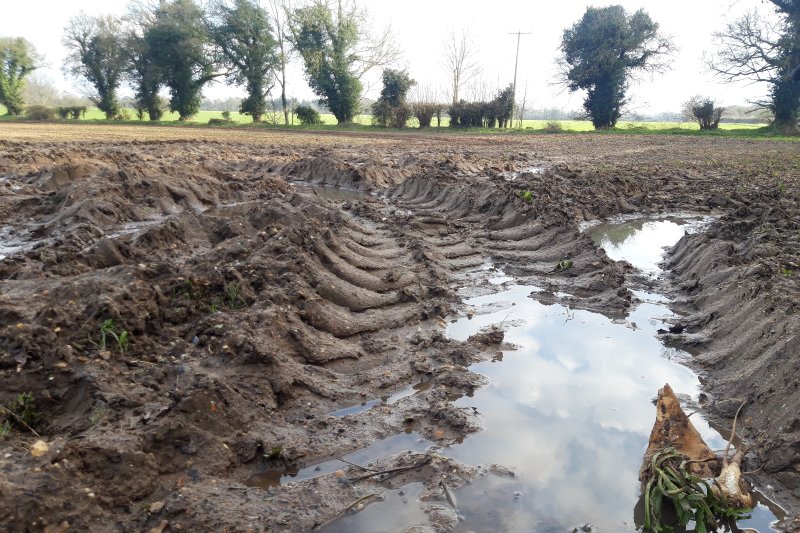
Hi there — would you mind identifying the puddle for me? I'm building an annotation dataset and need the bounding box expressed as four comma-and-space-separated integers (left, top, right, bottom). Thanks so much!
326, 382, 431, 417
444, 284, 782, 531
325, 215, 783, 532
385, 380, 431, 404
247, 432, 435, 489
502, 166, 546, 181
583, 214, 713, 276
244, 465, 299, 489
322, 482, 429, 533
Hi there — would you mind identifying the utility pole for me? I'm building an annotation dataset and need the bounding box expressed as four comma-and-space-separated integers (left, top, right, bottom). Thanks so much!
509, 31, 531, 128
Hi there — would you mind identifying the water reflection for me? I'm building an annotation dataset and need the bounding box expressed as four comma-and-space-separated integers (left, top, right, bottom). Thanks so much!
445, 285, 733, 531
323, 482, 429, 533
585, 217, 711, 275
249, 432, 435, 489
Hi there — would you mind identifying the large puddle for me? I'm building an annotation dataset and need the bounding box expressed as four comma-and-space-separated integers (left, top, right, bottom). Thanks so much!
582, 214, 714, 276
319, 216, 783, 532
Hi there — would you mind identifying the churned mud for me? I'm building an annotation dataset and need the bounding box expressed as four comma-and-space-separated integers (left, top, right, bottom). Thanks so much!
0, 126, 799, 531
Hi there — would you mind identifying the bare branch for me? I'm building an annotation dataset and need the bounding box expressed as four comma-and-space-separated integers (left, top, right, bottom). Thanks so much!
707, 10, 784, 84
440, 29, 482, 105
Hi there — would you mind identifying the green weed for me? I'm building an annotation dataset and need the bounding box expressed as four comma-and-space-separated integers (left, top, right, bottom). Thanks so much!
266, 445, 283, 460
99, 319, 130, 356
3, 392, 42, 433
224, 281, 243, 308
643, 448, 751, 533
555, 259, 574, 272
515, 190, 534, 203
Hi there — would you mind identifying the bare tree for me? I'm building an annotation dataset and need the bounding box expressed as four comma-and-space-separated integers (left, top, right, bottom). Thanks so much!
441, 29, 482, 105
348, 8, 400, 80
708, 3, 800, 133
516, 82, 528, 128
709, 11, 784, 85
268, 0, 293, 125
464, 75, 492, 102
23, 74, 60, 106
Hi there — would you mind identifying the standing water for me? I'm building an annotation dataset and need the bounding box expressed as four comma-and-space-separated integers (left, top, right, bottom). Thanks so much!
324, 216, 784, 532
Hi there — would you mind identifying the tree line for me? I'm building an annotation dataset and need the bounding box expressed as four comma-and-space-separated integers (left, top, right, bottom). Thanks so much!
1, 0, 799, 133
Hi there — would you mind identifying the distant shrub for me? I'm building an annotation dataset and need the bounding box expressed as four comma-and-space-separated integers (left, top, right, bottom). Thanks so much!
684, 96, 724, 130
412, 102, 445, 128
390, 104, 413, 128
208, 118, 233, 126
544, 121, 564, 133
56, 106, 87, 120
448, 86, 513, 128
372, 100, 412, 128
295, 105, 322, 125
25, 105, 54, 121
114, 109, 132, 121
221, 110, 231, 120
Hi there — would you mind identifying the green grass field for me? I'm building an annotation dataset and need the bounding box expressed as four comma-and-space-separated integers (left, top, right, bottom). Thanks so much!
0, 104, 777, 137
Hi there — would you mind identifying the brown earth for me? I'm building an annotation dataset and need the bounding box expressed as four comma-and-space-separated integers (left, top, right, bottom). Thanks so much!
0, 124, 799, 531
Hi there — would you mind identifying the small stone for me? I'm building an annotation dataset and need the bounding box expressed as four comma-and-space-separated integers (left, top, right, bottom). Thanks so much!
43, 521, 70, 533
30, 440, 49, 457
150, 501, 165, 513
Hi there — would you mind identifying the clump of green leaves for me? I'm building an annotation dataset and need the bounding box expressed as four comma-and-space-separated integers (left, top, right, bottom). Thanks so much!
643, 448, 751, 533
3, 392, 43, 433
555, 259, 574, 272
99, 319, 130, 356
515, 190, 534, 203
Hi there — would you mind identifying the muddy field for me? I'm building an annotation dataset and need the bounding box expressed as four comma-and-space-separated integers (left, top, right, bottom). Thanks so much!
1, 124, 799, 532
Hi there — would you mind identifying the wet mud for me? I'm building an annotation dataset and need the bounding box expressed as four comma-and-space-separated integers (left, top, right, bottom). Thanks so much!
0, 130, 798, 531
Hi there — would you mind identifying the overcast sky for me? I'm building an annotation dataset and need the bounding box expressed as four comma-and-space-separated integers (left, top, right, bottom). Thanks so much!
0, 0, 776, 113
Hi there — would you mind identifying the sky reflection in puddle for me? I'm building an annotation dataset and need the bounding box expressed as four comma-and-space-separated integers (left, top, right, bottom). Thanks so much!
584, 216, 713, 275
444, 284, 783, 531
